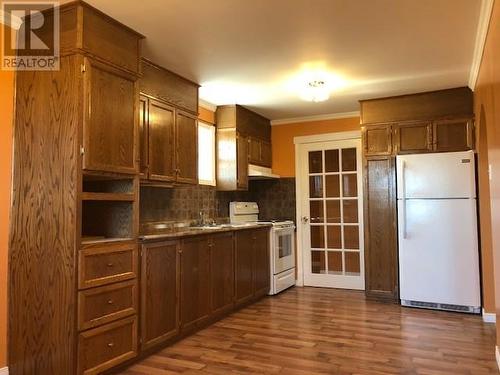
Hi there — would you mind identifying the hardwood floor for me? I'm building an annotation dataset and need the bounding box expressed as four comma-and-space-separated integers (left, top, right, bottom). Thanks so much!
120, 287, 497, 374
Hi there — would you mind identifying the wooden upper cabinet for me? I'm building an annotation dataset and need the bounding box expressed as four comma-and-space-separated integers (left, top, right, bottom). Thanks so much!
180, 236, 211, 331
260, 140, 272, 168
433, 118, 474, 152
139, 59, 199, 185
216, 105, 272, 190
83, 58, 137, 174
148, 99, 176, 182
139, 95, 149, 178
394, 122, 432, 154
248, 137, 272, 168
362, 124, 392, 156
237, 133, 249, 190
175, 111, 198, 184
140, 59, 199, 115
141, 240, 180, 351
248, 137, 261, 165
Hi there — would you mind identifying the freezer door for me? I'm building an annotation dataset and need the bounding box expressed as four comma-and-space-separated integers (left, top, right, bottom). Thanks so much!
398, 199, 480, 308
396, 151, 476, 199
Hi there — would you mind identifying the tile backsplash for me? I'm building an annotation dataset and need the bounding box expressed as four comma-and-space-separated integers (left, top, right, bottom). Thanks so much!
140, 178, 296, 226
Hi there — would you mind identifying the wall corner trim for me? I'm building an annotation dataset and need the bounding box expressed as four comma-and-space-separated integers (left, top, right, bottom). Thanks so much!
0, 366, 9, 375
482, 308, 496, 323
496, 345, 500, 371
271, 111, 360, 126
469, 0, 495, 90
199, 99, 217, 112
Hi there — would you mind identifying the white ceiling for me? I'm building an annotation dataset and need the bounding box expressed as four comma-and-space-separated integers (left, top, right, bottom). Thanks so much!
70, 0, 482, 120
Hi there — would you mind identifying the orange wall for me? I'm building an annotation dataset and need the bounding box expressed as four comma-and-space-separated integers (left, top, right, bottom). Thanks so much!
0, 25, 14, 368
474, 0, 500, 341
474, 0, 500, 342
271, 117, 361, 177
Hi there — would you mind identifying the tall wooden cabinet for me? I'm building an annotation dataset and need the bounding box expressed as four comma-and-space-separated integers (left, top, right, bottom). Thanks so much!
216, 105, 272, 191
9, 3, 143, 375
360, 87, 474, 301
139, 59, 199, 185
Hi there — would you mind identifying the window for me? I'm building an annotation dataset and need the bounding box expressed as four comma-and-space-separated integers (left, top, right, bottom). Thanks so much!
198, 121, 216, 186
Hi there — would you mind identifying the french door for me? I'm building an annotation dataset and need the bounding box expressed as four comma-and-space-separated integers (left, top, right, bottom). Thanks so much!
298, 138, 364, 289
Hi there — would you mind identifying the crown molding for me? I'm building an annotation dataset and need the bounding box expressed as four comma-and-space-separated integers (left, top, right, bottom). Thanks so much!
0, 9, 23, 30
198, 99, 217, 112
271, 111, 360, 126
469, 0, 494, 90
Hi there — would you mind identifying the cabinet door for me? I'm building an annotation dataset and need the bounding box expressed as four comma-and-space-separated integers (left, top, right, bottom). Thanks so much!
210, 233, 234, 315
433, 118, 474, 152
237, 133, 249, 190
176, 111, 198, 184
139, 95, 149, 178
235, 230, 254, 305
248, 137, 261, 165
362, 124, 392, 156
253, 228, 270, 297
364, 156, 398, 300
141, 241, 179, 351
83, 58, 137, 174
260, 140, 272, 168
180, 236, 211, 331
148, 99, 176, 182
394, 122, 432, 154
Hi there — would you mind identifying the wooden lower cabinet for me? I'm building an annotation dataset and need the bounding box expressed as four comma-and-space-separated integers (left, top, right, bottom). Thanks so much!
136, 228, 269, 367
78, 316, 137, 375
78, 280, 137, 331
140, 240, 180, 350
363, 156, 398, 300
180, 236, 211, 331
235, 230, 255, 305
235, 227, 270, 305
253, 228, 270, 297
210, 232, 235, 315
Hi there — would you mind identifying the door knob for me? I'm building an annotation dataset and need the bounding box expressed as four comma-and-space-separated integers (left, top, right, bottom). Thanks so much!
301, 216, 309, 224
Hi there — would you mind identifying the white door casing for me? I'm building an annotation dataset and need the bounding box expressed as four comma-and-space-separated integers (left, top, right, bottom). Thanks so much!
294, 131, 364, 289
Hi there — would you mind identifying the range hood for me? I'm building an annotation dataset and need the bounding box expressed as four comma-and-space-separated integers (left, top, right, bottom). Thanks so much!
248, 164, 280, 179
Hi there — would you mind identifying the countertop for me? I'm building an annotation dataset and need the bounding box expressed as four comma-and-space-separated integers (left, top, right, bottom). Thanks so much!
139, 223, 272, 242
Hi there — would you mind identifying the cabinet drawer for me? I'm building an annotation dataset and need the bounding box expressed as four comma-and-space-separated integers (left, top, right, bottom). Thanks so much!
79, 243, 138, 289
78, 316, 137, 375
78, 280, 137, 331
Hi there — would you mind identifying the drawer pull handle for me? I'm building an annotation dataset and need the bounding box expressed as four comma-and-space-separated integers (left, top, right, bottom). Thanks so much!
107, 263, 114, 267
107, 342, 114, 348
107, 299, 114, 305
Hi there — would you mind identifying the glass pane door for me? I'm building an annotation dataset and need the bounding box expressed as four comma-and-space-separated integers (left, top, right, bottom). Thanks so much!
301, 139, 364, 289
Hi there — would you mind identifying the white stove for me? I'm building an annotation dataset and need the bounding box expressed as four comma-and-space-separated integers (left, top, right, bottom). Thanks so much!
230, 202, 296, 295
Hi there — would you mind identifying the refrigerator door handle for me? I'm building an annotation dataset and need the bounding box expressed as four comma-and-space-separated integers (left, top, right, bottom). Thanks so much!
401, 160, 407, 239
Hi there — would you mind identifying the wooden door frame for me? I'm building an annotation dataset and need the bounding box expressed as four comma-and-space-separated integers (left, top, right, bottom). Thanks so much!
294, 131, 362, 287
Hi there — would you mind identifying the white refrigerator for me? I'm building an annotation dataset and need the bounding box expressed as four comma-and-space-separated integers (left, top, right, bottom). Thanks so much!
396, 150, 481, 313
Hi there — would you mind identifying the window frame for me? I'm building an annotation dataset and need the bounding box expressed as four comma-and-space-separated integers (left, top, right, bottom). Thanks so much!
197, 120, 217, 186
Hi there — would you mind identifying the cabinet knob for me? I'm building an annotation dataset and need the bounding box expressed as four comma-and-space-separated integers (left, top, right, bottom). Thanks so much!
107, 262, 114, 267
107, 342, 114, 348
107, 299, 114, 305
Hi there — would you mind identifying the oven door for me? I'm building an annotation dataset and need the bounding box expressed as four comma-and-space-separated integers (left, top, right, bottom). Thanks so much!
273, 227, 295, 274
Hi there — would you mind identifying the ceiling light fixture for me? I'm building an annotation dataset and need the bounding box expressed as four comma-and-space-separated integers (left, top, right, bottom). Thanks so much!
300, 80, 330, 102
